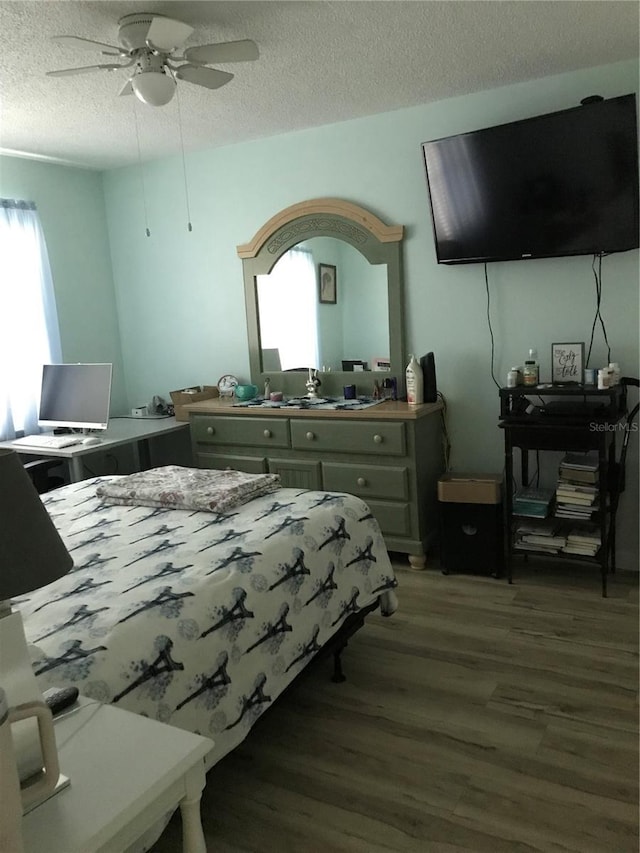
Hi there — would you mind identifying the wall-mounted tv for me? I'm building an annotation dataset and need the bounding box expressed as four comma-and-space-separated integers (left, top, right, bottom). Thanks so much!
421, 94, 639, 265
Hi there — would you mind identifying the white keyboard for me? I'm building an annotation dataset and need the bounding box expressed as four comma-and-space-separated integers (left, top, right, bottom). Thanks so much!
12, 434, 81, 449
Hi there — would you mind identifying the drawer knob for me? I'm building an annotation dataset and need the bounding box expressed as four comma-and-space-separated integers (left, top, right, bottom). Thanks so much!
306, 431, 315, 441
373, 434, 383, 444
357, 477, 367, 487
263, 429, 272, 438
206, 426, 214, 435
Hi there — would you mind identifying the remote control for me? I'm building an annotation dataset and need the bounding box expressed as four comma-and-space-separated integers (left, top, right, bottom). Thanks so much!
43, 686, 79, 716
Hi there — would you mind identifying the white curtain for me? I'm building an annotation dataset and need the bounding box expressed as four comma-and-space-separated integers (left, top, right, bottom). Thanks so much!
0, 199, 62, 440
256, 248, 319, 371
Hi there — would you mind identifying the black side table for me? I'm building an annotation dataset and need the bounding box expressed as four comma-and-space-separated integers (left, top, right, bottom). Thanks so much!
498, 383, 625, 597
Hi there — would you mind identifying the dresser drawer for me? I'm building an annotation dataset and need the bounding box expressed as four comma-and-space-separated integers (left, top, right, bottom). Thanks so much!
268, 458, 322, 490
366, 500, 412, 537
198, 453, 267, 474
290, 420, 406, 456
191, 415, 289, 448
323, 462, 409, 501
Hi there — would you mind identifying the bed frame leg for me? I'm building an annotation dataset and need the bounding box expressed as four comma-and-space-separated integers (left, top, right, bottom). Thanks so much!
331, 647, 347, 683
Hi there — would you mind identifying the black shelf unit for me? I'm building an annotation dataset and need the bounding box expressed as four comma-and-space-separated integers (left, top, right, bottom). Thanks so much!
498, 383, 626, 597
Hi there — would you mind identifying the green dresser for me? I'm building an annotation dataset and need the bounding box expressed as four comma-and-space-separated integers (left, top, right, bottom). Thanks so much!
188, 399, 444, 569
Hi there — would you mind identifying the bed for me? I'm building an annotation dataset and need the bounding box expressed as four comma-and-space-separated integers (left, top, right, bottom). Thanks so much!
18, 473, 398, 771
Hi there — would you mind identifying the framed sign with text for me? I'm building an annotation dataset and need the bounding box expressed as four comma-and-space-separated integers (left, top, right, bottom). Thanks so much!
551, 342, 584, 384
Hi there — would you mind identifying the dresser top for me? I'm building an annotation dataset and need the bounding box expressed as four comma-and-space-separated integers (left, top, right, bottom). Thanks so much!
185, 398, 442, 420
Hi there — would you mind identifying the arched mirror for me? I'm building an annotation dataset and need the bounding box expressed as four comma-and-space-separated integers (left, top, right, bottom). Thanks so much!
237, 198, 406, 398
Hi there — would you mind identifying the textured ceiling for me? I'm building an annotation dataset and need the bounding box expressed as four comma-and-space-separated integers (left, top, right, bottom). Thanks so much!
0, 1, 637, 171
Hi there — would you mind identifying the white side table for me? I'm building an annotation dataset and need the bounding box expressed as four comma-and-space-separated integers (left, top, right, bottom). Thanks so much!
22, 698, 214, 853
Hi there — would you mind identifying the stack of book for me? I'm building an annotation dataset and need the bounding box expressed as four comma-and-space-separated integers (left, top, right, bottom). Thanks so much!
554, 452, 599, 520
562, 526, 601, 557
514, 518, 567, 554
512, 487, 554, 518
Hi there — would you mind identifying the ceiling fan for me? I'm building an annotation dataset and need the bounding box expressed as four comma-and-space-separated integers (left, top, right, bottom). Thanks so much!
46, 12, 259, 106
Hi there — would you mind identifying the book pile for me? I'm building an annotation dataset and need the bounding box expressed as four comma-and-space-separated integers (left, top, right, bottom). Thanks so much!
555, 452, 599, 520
562, 526, 601, 557
512, 487, 554, 518
514, 518, 567, 554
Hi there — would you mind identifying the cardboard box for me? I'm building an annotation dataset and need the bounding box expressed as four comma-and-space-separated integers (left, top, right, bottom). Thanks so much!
170, 385, 219, 421
438, 473, 503, 505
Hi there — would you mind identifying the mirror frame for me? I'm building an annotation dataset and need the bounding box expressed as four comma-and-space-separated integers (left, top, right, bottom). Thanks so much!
237, 198, 406, 398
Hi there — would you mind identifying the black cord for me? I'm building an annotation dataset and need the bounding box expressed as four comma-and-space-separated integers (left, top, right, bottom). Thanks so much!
586, 253, 611, 367
484, 263, 500, 388
532, 450, 540, 488
437, 391, 452, 470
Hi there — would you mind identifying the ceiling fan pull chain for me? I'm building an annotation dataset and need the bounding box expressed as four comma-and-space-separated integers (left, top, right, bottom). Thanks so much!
132, 102, 151, 237
175, 87, 193, 232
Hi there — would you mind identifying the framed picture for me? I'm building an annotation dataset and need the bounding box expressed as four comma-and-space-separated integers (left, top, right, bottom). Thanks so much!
318, 263, 337, 304
551, 342, 584, 384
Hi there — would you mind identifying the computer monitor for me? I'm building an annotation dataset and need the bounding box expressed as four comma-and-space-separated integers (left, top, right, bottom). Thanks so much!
38, 363, 113, 431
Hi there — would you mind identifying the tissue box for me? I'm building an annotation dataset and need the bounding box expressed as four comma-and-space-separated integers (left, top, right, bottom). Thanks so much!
170, 385, 219, 421
437, 473, 502, 504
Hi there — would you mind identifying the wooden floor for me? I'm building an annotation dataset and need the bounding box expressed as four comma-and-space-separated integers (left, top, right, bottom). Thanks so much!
152, 558, 639, 852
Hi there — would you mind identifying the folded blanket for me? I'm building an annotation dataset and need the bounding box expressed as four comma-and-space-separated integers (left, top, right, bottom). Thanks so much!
96, 466, 280, 513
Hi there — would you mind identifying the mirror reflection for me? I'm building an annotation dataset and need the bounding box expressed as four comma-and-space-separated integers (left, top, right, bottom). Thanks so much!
256, 237, 389, 373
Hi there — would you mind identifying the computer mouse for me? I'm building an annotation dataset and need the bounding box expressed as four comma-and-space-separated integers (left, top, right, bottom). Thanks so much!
81, 436, 102, 446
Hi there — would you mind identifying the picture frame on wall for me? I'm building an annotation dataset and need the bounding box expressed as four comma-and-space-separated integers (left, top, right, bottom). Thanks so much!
551, 342, 584, 384
318, 263, 337, 304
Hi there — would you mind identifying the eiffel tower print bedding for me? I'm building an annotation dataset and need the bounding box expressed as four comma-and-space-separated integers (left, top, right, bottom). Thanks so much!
19, 476, 398, 768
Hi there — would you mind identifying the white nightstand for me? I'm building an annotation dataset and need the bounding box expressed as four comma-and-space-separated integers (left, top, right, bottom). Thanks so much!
22, 698, 214, 853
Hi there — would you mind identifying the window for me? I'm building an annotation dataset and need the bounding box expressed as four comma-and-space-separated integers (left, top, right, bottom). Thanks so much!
0, 199, 62, 440
256, 247, 319, 371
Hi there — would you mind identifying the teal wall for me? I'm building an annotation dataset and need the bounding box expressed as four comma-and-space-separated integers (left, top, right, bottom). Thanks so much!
338, 240, 388, 369
1, 58, 637, 566
101, 57, 640, 569
104, 59, 638, 439
301, 237, 387, 372
0, 157, 127, 415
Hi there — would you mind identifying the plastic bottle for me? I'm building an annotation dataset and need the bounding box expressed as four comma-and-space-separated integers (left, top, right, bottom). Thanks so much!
405, 354, 424, 405
597, 368, 610, 390
507, 368, 520, 388
523, 348, 539, 386
264, 377, 271, 399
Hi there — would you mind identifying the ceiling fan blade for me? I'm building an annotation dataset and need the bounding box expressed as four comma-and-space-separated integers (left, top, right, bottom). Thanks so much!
52, 35, 123, 56
46, 64, 125, 77
184, 39, 259, 65
146, 16, 194, 53
175, 64, 234, 90
119, 79, 134, 96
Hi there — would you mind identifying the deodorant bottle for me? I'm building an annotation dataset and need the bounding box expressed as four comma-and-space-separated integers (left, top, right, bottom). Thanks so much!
405, 354, 424, 405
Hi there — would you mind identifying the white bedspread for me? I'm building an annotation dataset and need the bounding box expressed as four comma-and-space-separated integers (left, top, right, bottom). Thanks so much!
19, 477, 398, 767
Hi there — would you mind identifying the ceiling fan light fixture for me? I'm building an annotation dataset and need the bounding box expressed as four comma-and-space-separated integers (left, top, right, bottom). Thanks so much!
131, 69, 176, 106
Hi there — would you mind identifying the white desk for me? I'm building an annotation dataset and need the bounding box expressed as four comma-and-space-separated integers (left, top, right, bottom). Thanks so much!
1, 417, 189, 482
22, 698, 213, 853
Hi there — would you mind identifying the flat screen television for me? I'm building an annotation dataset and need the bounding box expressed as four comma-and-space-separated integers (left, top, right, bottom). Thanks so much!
38, 363, 113, 431
421, 94, 639, 264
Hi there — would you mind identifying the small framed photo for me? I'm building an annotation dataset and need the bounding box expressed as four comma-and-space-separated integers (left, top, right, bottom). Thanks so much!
551, 342, 584, 384
318, 263, 337, 304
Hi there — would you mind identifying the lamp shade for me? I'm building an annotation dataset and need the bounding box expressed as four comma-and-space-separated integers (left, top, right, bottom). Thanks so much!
0, 450, 72, 600
131, 70, 176, 107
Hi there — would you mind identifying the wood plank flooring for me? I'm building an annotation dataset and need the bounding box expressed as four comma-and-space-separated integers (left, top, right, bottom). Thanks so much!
151, 558, 639, 852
